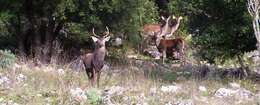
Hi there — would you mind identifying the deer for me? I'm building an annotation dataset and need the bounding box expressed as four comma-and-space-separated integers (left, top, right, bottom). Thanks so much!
141, 15, 183, 38
81, 26, 110, 87
140, 16, 172, 52
141, 16, 172, 37
152, 32, 186, 64
152, 16, 185, 64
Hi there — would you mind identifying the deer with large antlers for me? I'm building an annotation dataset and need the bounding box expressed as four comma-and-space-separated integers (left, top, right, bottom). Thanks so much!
81, 27, 110, 87
141, 15, 183, 38
140, 16, 171, 52
152, 32, 186, 64
141, 16, 171, 37
152, 16, 185, 64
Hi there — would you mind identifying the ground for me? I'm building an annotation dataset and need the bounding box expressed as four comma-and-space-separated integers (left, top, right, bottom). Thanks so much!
0, 60, 259, 105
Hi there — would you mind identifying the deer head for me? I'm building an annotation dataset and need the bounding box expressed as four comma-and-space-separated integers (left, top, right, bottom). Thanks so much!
91, 26, 110, 48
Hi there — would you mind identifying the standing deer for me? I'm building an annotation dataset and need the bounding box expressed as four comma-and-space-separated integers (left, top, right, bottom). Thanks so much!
152, 31, 186, 64
140, 16, 171, 52
152, 16, 185, 64
81, 27, 110, 87
141, 16, 172, 37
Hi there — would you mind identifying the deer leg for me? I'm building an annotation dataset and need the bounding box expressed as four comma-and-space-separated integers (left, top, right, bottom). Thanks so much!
162, 50, 166, 64
91, 69, 96, 87
180, 50, 185, 66
97, 71, 101, 87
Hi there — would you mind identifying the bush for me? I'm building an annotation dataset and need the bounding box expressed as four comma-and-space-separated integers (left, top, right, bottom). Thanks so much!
0, 50, 16, 69
86, 88, 101, 105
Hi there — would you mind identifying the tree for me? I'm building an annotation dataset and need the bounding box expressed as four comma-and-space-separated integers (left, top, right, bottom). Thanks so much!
247, 0, 260, 54
0, 0, 159, 64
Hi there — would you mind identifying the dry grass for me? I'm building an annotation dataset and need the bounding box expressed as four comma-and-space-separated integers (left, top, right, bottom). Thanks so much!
0, 62, 259, 105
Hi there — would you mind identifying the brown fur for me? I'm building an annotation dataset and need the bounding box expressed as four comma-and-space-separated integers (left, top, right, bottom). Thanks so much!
157, 38, 185, 59
81, 27, 110, 87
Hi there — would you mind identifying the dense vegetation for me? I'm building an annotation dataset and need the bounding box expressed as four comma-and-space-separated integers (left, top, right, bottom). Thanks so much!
0, 0, 258, 65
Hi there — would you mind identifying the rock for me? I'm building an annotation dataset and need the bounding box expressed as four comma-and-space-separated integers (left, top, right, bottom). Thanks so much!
198, 86, 207, 92
174, 99, 193, 105
228, 82, 240, 89
143, 46, 161, 59
127, 55, 138, 59
135, 93, 147, 105
0, 76, 11, 88
57, 68, 65, 75
102, 86, 125, 105
161, 85, 181, 93
113, 37, 123, 47
101, 64, 110, 71
70, 88, 87, 101
234, 88, 253, 99
148, 51, 161, 59
165, 102, 173, 105
122, 96, 131, 105
215, 88, 236, 98
149, 87, 157, 95
215, 87, 253, 99
102, 95, 115, 105
16, 74, 27, 83
103, 86, 125, 96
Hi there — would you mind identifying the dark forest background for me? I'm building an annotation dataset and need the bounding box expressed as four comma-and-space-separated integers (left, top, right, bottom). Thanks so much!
0, 0, 257, 65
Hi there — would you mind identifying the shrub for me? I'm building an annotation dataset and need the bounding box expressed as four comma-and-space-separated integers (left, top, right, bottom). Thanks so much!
0, 50, 16, 69
86, 88, 101, 105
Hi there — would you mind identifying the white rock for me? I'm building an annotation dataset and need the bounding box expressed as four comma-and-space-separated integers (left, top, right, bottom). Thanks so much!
70, 88, 87, 101
0, 76, 11, 87
104, 86, 125, 96
0, 97, 4, 102
165, 102, 173, 105
174, 99, 193, 105
234, 88, 253, 99
161, 85, 181, 93
57, 68, 65, 75
101, 64, 110, 71
16, 74, 27, 83
149, 87, 157, 95
215, 88, 236, 98
198, 86, 207, 92
114, 37, 123, 46
127, 55, 138, 59
37, 94, 42, 97
229, 82, 240, 89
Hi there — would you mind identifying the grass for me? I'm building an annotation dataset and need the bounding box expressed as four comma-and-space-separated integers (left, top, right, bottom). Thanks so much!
0, 62, 259, 105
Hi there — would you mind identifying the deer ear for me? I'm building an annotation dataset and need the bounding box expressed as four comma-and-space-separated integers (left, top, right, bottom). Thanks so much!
91, 36, 99, 42
104, 36, 110, 42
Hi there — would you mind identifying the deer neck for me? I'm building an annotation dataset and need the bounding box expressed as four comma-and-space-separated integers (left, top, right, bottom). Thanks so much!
93, 46, 106, 61
155, 37, 161, 47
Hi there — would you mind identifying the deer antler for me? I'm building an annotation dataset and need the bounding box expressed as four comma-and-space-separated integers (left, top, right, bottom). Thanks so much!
104, 26, 110, 37
159, 16, 171, 37
92, 28, 99, 37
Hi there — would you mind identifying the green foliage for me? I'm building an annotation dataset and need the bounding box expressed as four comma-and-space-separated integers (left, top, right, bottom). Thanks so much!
187, 0, 256, 63
0, 50, 16, 69
86, 88, 101, 105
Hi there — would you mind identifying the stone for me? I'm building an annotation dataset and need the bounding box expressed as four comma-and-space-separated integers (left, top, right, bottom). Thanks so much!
198, 86, 207, 92
161, 85, 181, 93
228, 82, 240, 89
215, 88, 236, 98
